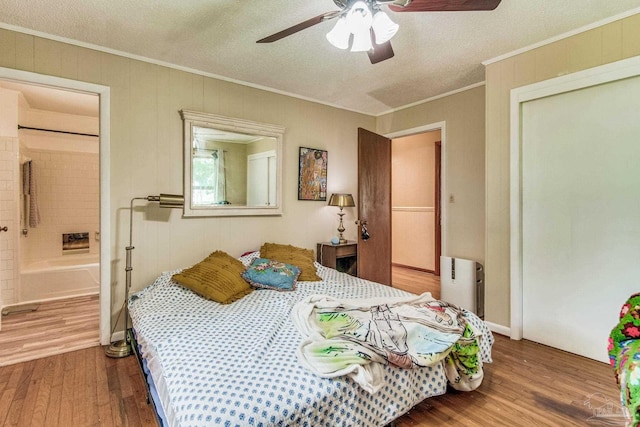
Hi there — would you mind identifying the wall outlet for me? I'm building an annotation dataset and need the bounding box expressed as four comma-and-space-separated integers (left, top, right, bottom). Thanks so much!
449, 194, 455, 203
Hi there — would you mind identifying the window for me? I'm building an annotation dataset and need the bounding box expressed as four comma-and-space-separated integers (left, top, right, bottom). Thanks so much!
192, 149, 226, 205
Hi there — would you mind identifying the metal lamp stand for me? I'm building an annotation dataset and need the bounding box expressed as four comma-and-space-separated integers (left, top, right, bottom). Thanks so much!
105, 194, 183, 358
105, 196, 146, 358
336, 207, 347, 244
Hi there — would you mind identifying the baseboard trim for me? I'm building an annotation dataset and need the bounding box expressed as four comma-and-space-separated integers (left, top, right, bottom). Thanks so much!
485, 321, 511, 337
391, 263, 435, 274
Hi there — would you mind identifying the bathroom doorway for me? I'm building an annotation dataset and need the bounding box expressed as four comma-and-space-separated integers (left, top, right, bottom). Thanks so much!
0, 75, 108, 364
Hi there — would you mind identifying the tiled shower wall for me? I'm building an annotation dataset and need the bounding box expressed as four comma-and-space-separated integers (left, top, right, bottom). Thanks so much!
0, 137, 18, 306
20, 147, 99, 264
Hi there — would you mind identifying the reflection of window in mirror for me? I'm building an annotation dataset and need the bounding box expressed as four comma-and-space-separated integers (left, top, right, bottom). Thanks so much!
192, 148, 227, 205
181, 110, 284, 217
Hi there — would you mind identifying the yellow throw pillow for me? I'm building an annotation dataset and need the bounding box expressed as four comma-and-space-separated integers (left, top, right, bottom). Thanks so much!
172, 251, 252, 304
260, 243, 322, 282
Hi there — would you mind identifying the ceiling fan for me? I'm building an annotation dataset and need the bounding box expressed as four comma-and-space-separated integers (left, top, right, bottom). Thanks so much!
257, 0, 502, 64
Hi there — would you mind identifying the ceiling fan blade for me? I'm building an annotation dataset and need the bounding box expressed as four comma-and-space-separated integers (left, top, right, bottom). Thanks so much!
368, 40, 394, 64
257, 11, 340, 43
389, 0, 501, 12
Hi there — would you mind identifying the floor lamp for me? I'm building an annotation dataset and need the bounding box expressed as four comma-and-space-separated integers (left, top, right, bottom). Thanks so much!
106, 194, 184, 358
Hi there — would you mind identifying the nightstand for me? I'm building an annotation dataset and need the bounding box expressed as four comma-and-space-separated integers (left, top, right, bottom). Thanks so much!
316, 241, 358, 276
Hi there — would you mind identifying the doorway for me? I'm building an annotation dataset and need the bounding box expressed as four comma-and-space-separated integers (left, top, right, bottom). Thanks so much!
357, 123, 446, 295
0, 79, 101, 364
391, 131, 441, 274
0, 67, 111, 361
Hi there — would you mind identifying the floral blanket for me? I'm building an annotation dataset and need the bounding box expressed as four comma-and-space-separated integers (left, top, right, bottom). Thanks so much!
609, 292, 640, 426
292, 293, 484, 394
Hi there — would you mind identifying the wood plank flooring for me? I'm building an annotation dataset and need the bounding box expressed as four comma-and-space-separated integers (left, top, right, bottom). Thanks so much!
0, 295, 100, 367
0, 334, 620, 426
396, 334, 620, 426
0, 275, 622, 426
0, 345, 156, 426
392, 265, 440, 299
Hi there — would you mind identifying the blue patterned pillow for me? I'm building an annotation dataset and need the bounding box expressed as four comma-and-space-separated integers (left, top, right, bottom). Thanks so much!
242, 258, 301, 291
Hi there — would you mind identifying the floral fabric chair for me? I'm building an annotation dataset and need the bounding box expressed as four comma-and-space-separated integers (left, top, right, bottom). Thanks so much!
609, 292, 640, 426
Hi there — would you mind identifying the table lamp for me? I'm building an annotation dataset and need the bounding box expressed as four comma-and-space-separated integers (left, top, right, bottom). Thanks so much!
328, 193, 355, 244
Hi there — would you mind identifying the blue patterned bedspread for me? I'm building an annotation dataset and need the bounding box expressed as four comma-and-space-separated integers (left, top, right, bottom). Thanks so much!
129, 254, 493, 427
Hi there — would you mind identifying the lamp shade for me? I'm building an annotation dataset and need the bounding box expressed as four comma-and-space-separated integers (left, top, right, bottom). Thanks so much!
326, 17, 350, 50
158, 194, 184, 208
347, 1, 373, 52
371, 11, 399, 44
351, 28, 373, 52
328, 193, 355, 208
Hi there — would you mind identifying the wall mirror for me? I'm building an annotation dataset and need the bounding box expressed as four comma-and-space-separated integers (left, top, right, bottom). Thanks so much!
181, 110, 284, 217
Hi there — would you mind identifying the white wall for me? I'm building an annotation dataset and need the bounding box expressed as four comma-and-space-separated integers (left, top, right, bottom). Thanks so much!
0, 88, 19, 306
19, 143, 100, 264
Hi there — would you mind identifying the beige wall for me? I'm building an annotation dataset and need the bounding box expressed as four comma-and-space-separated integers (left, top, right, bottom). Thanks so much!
247, 137, 277, 155
391, 132, 438, 270
485, 13, 640, 327
377, 86, 486, 268
392, 132, 437, 207
0, 29, 374, 329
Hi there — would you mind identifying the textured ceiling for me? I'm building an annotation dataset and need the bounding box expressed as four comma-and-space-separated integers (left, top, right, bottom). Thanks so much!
1, 0, 640, 115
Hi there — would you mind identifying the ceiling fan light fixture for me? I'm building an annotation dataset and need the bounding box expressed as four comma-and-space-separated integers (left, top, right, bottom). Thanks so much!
371, 10, 398, 44
326, 16, 350, 49
351, 28, 373, 52
347, 1, 373, 52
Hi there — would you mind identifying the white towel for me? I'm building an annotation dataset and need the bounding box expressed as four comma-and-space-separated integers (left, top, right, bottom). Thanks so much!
23, 161, 41, 228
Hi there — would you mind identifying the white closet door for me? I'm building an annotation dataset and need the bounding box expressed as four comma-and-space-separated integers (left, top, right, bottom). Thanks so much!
521, 75, 640, 362
268, 155, 276, 206
247, 156, 268, 206
247, 150, 276, 207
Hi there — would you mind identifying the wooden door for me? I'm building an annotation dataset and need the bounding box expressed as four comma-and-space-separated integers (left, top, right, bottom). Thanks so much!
357, 128, 392, 285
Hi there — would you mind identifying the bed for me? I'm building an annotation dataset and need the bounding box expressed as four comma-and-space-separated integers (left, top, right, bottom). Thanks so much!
128, 249, 494, 427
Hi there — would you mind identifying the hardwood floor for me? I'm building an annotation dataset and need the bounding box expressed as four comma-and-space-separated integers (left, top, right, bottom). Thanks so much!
0, 295, 100, 367
396, 334, 620, 426
392, 265, 440, 299
0, 345, 156, 426
0, 334, 620, 426
0, 279, 621, 426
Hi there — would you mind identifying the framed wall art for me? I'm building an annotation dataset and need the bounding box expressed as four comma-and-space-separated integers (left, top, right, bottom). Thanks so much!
298, 147, 328, 201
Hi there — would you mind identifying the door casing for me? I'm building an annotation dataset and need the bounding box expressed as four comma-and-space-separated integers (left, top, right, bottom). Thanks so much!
358, 123, 447, 283
0, 66, 111, 345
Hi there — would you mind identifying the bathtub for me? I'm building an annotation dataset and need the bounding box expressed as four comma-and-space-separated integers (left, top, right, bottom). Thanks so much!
19, 254, 100, 303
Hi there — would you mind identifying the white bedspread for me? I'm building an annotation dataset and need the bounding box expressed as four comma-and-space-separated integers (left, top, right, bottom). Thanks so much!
129, 254, 493, 427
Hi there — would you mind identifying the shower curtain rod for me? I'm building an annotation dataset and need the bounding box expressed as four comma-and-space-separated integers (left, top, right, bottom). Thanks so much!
18, 125, 99, 138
